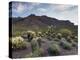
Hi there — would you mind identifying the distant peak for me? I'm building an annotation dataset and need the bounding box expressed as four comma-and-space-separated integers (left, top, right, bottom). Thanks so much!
41, 15, 47, 17
28, 14, 36, 17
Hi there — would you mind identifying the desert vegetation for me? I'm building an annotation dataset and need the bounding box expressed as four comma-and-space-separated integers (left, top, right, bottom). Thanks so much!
10, 25, 78, 58
9, 1, 78, 58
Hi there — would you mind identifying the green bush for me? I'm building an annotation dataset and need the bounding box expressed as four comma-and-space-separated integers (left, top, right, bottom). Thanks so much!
45, 25, 55, 37
60, 39, 72, 50
33, 48, 45, 57
74, 36, 78, 42
54, 37, 60, 41
31, 39, 39, 52
25, 53, 33, 57
56, 33, 62, 39
59, 29, 72, 38
27, 31, 36, 42
37, 32, 42, 37
67, 36, 73, 43
26, 48, 45, 57
72, 41, 77, 47
11, 36, 29, 50
13, 31, 21, 36
52, 33, 56, 38
37, 37, 42, 47
47, 44, 61, 56
70, 34, 75, 39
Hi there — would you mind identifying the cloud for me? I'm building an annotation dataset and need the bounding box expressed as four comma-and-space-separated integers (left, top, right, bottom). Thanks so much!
37, 8, 47, 12
16, 3, 25, 13
26, 2, 41, 10
55, 5, 72, 11
49, 4, 77, 12
11, 2, 78, 25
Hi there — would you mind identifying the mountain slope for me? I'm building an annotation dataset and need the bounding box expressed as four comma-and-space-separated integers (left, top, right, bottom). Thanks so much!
11, 14, 78, 32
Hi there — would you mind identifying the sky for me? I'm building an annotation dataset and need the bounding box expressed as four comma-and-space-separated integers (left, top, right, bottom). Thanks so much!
10, 1, 78, 25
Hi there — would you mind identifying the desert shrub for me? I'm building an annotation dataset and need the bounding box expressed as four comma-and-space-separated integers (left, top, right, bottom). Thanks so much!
14, 31, 21, 36
59, 29, 72, 38
70, 34, 75, 39
67, 36, 73, 43
26, 48, 45, 57
33, 48, 45, 57
54, 37, 60, 41
21, 31, 28, 39
67, 36, 78, 43
37, 32, 42, 37
72, 41, 77, 47
44, 31, 48, 36
60, 38, 72, 50
31, 39, 39, 52
74, 39, 78, 43
11, 36, 29, 50
27, 31, 36, 42
45, 25, 55, 37
47, 36, 53, 41
47, 44, 61, 56
37, 37, 42, 47
52, 33, 56, 38
73, 36, 78, 42
56, 33, 62, 39
25, 53, 33, 57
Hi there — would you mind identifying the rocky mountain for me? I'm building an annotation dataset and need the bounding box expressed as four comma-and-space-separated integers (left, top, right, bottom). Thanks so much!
10, 14, 78, 31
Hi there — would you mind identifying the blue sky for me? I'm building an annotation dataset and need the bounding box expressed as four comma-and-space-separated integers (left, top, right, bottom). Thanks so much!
11, 1, 78, 25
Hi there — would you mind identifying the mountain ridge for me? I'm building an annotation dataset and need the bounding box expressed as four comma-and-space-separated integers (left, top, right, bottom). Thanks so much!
10, 14, 78, 31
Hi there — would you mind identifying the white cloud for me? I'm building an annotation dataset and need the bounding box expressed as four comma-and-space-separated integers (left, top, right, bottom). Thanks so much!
16, 3, 25, 13
49, 4, 75, 12
37, 8, 47, 12
27, 3, 41, 10
55, 5, 71, 11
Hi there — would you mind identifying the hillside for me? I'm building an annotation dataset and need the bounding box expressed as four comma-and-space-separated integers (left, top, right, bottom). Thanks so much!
10, 14, 78, 35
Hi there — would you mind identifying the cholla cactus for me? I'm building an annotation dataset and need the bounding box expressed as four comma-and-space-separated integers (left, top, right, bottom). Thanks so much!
47, 25, 54, 33
31, 38, 39, 52
12, 36, 24, 46
59, 29, 72, 38
67, 36, 73, 43
27, 31, 36, 42
56, 33, 62, 39
60, 38, 72, 50
32, 37, 42, 47
45, 25, 55, 38
74, 36, 78, 42
37, 37, 42, 47
27, 31, 36, 37
11, 36, 28, 50
51, 33, 56, 38
47, 44, 61, 55
37, 32, 42, 37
